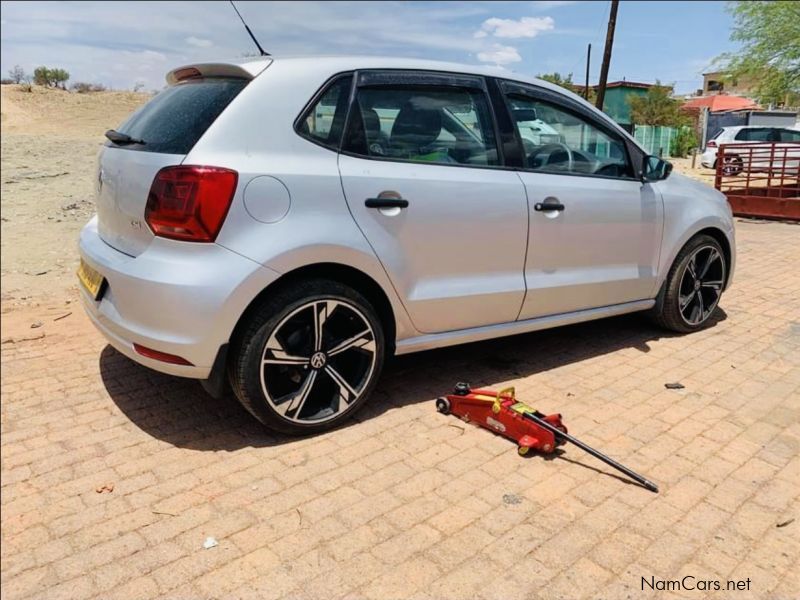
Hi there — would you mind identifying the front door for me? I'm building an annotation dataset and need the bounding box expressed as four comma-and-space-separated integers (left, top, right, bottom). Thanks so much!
338, 71, 529, 334
502, 83, 663, 319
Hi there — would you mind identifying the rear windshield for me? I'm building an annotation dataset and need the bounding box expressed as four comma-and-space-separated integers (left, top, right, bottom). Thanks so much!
112, 78, 248, 154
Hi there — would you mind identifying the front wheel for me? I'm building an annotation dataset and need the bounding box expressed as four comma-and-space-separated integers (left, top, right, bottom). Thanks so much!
651, 234, 726, 333
228, 279, 385, 434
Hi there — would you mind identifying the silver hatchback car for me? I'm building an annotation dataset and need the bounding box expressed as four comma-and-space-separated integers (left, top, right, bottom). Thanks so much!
79, 56, 735, 433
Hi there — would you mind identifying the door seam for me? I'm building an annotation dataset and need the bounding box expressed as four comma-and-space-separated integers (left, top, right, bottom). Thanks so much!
514, 170, 531, 322
335, 153, 422, 335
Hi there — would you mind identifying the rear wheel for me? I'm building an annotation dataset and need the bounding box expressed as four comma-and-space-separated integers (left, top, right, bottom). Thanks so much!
720, 155, 743, 176
651, 234, 726, 333
228, 279, 385, 434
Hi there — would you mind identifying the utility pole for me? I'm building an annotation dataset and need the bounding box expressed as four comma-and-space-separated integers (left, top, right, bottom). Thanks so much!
595, 0, 619, 111
584, 43, 591, 101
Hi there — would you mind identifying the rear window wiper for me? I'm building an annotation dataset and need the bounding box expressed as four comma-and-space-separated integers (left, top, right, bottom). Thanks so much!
105, 129, 146, 145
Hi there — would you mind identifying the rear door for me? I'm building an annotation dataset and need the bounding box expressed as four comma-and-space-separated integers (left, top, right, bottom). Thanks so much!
338, 71, 529, 334
499, 81, 662, 319
96, 75, 249, 256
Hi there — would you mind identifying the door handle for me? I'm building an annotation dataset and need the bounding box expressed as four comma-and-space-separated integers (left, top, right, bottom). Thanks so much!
534, 197, 565, 212
365, 190, 408, 209
365, 198, 409, 209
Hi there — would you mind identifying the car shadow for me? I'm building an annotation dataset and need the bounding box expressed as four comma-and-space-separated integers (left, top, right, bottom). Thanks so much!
100, 309, 727, 452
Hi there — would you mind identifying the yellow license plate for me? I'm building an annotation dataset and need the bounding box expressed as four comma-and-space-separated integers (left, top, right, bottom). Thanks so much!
77, 259, 105, 300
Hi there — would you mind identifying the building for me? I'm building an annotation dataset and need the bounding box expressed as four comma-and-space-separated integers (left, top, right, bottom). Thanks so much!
701, 71, 755, 97
576, 80, 671, 132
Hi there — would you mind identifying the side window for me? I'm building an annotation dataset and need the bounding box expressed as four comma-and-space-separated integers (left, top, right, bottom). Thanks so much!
735, 128, 774, 142
297, 75, 353, 149
343, 85, 499, 166
507, 94, 632, 178
779, 129, 800, 142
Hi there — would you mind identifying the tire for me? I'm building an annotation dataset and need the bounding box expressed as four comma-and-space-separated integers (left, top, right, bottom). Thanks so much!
651, 234, 726, 333
228, 279, 385, 434
721, 155, 743, 176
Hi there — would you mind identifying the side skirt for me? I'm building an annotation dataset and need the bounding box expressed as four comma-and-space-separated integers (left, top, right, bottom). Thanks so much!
394, 299, 655, 355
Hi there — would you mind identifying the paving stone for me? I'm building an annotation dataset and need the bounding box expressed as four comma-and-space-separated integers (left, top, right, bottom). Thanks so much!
2, 221, 798, 599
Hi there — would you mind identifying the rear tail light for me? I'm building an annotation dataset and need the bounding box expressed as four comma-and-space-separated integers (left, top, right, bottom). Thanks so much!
706, 140, 717, 148
133, 343, 194, 366
145, 166, 237, 242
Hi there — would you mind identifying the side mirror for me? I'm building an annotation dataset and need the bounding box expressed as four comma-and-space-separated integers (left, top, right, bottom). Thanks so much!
512, 108, 538, 122
643, 155, 673, 182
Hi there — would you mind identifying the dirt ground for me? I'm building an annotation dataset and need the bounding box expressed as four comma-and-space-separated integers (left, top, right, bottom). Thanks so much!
0, 85, 148, 310
670, 155, 716, 185
2, 85, 797, 600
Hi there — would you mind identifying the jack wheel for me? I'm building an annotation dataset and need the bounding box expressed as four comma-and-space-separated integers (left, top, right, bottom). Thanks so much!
518, 446, 530, 456
435, 397, 451, 415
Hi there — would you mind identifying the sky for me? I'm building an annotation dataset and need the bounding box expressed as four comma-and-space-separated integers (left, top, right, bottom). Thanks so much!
0, 1, 739, 94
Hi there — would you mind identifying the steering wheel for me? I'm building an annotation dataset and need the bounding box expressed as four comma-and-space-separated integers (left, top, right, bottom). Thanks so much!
368, 141, 388, 156
530, 142, 574, 171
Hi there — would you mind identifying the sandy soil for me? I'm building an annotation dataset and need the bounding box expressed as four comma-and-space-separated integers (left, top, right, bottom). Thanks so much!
670, 155, 717, 185
0, 84, 148, 312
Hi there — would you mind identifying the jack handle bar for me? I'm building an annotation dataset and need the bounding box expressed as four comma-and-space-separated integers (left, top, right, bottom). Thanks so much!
521, 412, 659, 493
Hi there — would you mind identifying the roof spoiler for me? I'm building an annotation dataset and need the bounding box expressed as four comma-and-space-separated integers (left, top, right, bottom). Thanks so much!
165, 59, 272, 85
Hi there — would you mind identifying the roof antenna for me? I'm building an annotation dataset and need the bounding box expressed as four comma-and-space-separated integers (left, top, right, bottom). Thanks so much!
229, 0, 269, 56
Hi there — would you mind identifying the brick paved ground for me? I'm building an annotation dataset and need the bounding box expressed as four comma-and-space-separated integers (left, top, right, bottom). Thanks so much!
2, 220, 798, 600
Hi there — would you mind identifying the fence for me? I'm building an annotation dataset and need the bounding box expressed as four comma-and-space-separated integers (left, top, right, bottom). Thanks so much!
715, 142, 800, 220
633, 125, 678, 157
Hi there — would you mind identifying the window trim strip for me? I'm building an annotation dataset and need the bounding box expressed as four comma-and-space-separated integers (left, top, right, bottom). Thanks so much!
499, 79, 649, 180
341, 69, 504, 169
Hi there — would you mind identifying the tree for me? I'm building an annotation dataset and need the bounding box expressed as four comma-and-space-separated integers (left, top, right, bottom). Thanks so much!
8, 65, 26, 84
537, 72, 575, 90
32, 66, 70, 89
627, 82, 687, 127
715, 1, 800, 106
50, 68, 70, 89
537, 72, 596, 102
33, 66, 51, 86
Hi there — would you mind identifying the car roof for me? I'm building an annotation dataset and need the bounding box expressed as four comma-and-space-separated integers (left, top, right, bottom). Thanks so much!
723, 125, 791, 131
267, 54, 529, 80
177, 54, 586, 104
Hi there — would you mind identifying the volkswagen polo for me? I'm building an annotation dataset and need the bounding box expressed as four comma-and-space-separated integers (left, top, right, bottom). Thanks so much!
78, 56, 735, 434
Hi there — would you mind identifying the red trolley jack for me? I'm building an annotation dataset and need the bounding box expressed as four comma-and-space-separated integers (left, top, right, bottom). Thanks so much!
436, 383, 658, 493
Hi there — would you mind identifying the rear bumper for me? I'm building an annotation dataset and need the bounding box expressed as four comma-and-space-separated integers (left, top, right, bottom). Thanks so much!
700, 149, 716, 168
79, 216, 280, 378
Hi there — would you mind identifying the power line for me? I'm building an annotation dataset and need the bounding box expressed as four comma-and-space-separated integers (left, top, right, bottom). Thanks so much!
564, 0, 610, 80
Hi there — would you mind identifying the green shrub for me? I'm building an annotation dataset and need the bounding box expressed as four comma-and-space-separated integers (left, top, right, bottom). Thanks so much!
33, 66, 70, 88
670, 126, 698, 158
71, 81, 106, 93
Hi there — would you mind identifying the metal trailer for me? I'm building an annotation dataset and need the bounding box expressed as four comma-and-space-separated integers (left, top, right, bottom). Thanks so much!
715, 141, 800, 220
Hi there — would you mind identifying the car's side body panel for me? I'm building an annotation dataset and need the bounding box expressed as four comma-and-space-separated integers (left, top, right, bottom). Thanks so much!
652, 172, 736, 289
517, 172, 664, 319
339, 155, 529, 333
